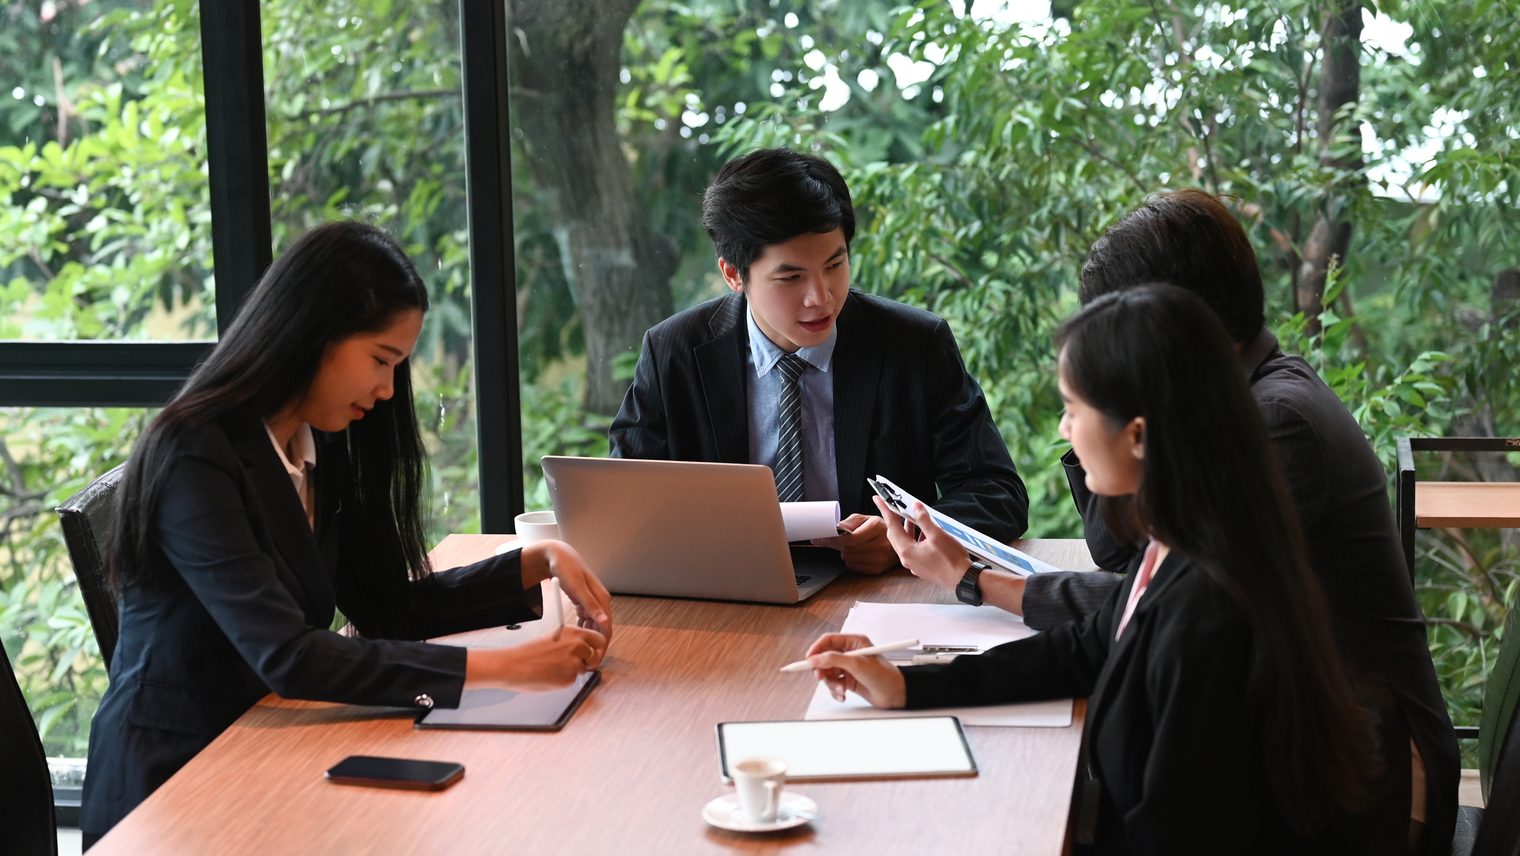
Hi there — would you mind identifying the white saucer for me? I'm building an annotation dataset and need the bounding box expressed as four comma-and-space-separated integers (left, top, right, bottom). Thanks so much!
702, 792, 816, 833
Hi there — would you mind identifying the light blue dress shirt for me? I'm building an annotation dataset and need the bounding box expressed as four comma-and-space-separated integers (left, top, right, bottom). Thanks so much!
745, 305, 839, 503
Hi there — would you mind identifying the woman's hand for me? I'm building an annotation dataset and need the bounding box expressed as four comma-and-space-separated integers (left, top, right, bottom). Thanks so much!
468, 624, 608, 692
524, 540, 613, 642
872, 497, 970, 593
803, 633, 907, 709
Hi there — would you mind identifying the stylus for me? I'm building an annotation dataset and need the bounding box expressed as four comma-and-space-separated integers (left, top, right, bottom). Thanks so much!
544, 577, 562, 634
778, 638, 920, 673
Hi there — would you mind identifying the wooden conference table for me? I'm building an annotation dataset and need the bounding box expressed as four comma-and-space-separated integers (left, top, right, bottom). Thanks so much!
92, 537, 1097, 855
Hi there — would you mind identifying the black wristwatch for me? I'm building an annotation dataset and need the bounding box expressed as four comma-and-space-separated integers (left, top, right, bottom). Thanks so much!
956, 561, 990, 606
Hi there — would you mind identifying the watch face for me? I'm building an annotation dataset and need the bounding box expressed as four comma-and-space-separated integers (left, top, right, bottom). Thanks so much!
957, 565, 983, 606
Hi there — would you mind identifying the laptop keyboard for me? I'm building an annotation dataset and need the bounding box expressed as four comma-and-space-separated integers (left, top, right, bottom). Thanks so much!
795, 574, 811, 585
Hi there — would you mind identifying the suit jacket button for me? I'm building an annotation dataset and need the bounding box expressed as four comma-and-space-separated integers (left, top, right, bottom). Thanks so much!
414, 693, 434, 709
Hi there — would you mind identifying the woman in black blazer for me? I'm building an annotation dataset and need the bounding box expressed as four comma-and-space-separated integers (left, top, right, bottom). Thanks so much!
82, 222, 613, 844
805, 286, 1376, 854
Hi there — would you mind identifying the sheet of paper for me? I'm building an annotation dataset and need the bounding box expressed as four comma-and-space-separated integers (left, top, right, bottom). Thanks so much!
803, 602, 1074, 728
780, 500, 841, 541
870, 474, 1066, 577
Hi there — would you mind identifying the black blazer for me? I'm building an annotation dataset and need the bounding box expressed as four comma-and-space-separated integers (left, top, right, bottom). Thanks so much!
905, 552, 1364, 855
1023, 329, 1458, 854
608, 289, 1029, 541
82, 418, 538, 837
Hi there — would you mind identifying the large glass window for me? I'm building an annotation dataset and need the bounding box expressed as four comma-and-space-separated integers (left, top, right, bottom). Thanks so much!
0, 406, 144, 759
505, 0, 950, 505
0, 1, 212, 342
263, 1, 477, 537
0, 0, 209, 784
506, 0, 1517, 734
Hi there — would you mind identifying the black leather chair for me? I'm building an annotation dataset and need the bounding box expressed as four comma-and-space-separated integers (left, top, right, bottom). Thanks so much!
56, 464, 126, 667
1450, 582, 1520, 856
1, 637, 59, 856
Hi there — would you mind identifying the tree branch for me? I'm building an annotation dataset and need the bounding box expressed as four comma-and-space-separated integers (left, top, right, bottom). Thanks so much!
287, 88, 458, 122
1424, 616, 1487, 638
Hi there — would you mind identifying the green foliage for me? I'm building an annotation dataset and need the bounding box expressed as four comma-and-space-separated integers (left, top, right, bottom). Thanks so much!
708, 0, 1516, 733
0, 407, 147, 755
1419, 529, 1517, 744
3, 0, 1517, 761
0, 0, 211, 341
521, 375, 614, 511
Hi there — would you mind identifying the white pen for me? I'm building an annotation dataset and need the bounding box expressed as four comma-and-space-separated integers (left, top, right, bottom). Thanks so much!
778, 638, 920, 673
544, 577, 563, 633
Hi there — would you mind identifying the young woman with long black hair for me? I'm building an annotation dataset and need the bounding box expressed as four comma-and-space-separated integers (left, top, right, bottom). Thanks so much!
82, 222, 612, 843
805, 285, 1374, 853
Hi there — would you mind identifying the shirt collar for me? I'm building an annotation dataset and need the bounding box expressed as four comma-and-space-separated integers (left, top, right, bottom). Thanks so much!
262, 420, 317, 477
745, 303, 837, 377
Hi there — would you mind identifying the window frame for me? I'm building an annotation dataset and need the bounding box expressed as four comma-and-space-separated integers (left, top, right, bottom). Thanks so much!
2, 1, 525, 818
0, 0, 525, 532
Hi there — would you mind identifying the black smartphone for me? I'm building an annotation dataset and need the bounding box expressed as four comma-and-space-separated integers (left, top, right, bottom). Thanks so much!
324, 755, 465, 791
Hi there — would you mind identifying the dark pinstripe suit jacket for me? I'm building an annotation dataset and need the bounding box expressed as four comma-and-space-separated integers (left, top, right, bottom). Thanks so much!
609, 289, 1029, 542
82, 417, 537, 838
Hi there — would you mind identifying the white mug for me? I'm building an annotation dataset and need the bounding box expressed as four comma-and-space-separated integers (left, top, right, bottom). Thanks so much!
731, 757, 786, 823
513, 510, 560, 546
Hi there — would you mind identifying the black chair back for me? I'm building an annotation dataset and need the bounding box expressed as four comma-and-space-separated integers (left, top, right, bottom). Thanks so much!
0, 638, 58, 856
56, 464, 126, 667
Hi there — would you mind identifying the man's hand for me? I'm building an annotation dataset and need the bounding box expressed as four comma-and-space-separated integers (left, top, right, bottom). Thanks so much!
813, 514, 898, 574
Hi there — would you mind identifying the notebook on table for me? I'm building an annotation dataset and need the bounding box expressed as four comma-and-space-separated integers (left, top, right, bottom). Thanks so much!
541, 456, 845, 603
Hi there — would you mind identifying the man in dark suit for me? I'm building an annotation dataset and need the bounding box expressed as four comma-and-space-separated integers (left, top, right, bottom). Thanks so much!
609, 148, 1027, 573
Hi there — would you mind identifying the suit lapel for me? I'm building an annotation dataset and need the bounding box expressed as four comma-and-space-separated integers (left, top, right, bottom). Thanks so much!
694, 292, 751, 464
227, 419, 335, 617
831, 291, 883, 514
1087, 552, 1187, 720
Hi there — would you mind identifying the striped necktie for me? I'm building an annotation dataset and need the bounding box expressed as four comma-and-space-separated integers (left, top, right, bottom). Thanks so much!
773, 353, 809, 503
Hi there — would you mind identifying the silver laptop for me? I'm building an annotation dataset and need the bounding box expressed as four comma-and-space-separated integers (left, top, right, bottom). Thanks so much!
541, 456, 845, 603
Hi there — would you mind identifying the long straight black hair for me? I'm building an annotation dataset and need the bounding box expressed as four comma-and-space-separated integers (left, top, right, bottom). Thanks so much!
1056, 285, 1371, 836
112, 221, 432, 588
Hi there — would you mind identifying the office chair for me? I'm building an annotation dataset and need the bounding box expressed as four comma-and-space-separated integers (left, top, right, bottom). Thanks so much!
1450, 582, 1520, 856
1, 637, 59, 856
57, 464, 126, 667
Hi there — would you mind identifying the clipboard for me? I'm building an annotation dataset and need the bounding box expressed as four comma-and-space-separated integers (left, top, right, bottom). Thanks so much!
715, 715, 977, 782
867, 474, 1065, 577
415, 671, 599, 731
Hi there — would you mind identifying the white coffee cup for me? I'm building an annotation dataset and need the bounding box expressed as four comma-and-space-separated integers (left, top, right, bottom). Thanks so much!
513, 510, 560, 546
731, 757, 787, 823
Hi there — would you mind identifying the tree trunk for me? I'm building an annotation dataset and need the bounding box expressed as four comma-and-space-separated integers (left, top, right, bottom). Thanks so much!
507, 0, 677, 415
1293, 2, 1362, 331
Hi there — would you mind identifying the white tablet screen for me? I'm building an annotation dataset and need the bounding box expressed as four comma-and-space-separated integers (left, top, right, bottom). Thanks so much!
716, 716, 977, 781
